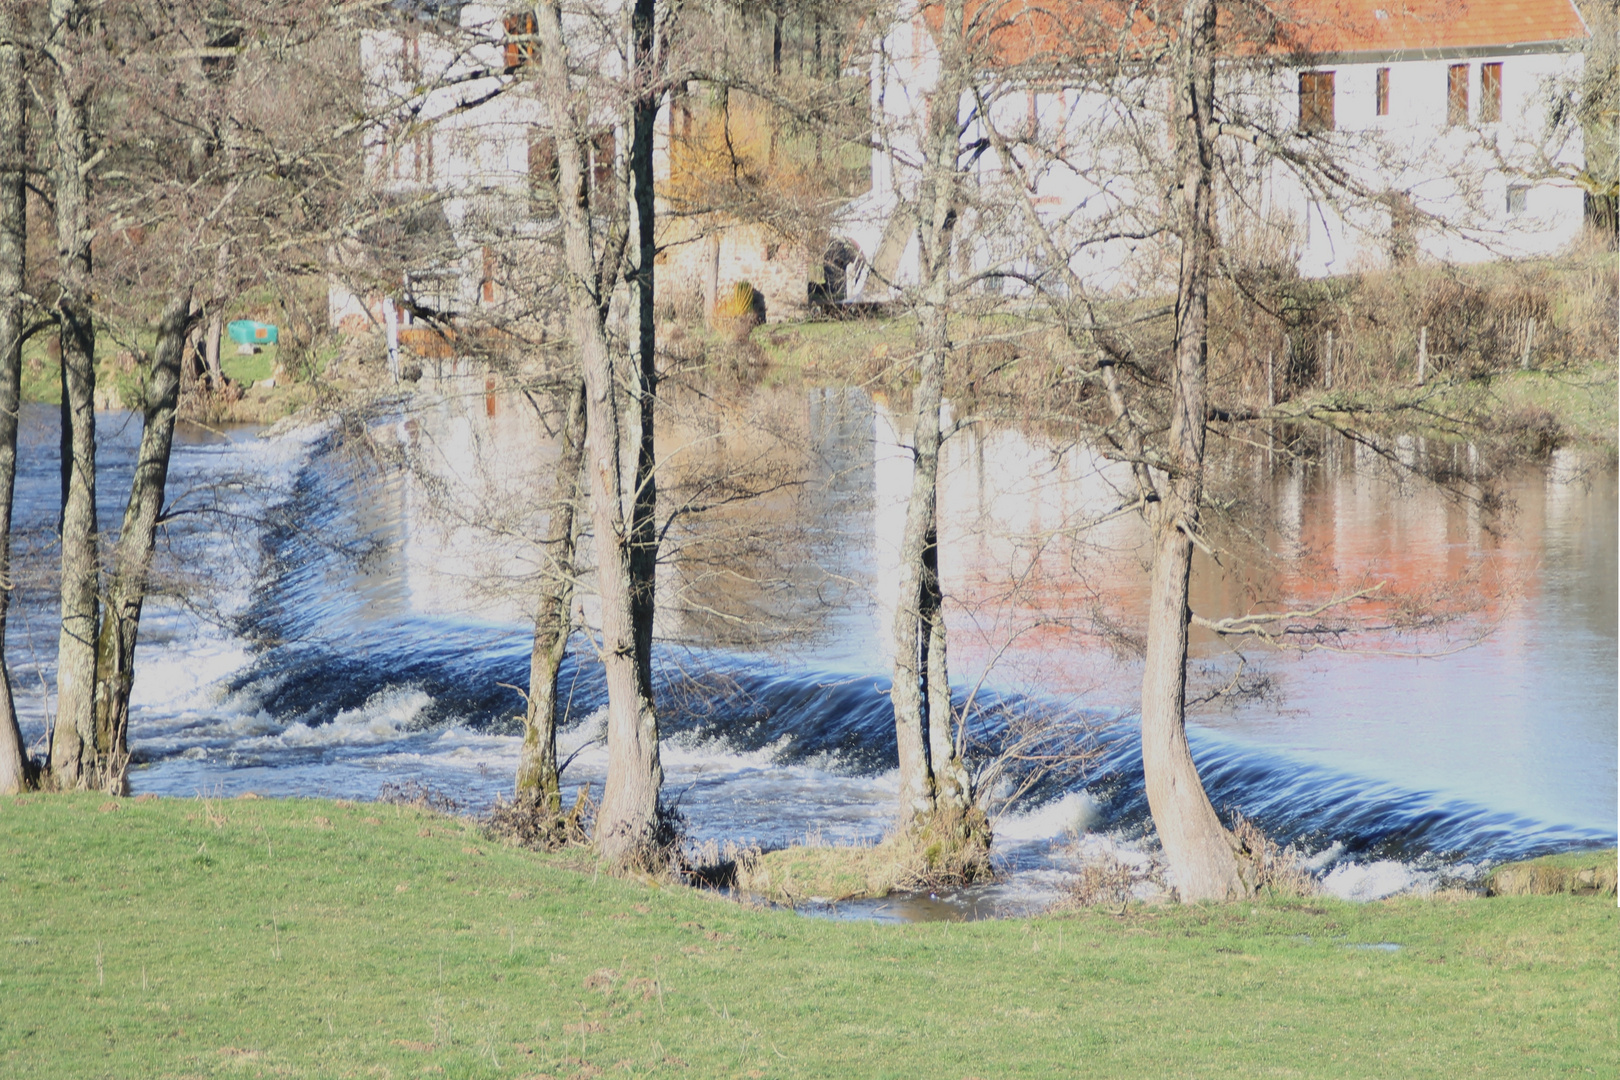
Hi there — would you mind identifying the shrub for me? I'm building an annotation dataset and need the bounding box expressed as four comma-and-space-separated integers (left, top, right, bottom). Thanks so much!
712, 280, 766, 343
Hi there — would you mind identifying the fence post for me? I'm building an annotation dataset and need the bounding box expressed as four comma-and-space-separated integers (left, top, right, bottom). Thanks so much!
1417, 326, 1427, 386
1520, 318, 1536, 371
1323, 330, 1334, 391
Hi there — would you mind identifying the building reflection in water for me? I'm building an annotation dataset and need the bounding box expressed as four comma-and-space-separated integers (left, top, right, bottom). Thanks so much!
374, 376, 1615, 831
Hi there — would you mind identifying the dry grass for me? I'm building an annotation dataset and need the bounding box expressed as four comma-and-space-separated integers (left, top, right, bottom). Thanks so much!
482, 784, 593, 853
711, 280, 766, 342
747, 250, 1617, 449
718, 811, 995, 905
1061, 850, 1163, 910
1485, 849, 1618, 898
1231, 812, 1320, 899
1208, 246, 1619, 407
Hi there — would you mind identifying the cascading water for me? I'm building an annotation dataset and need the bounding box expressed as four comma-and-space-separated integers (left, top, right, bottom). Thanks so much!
7, 387, 1614, 918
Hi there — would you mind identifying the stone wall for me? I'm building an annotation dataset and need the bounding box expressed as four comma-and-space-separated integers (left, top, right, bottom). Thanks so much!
660, 220, 814, 324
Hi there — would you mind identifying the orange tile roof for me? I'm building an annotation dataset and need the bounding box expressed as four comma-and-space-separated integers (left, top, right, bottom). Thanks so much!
944, 0, 1588, 66
1283, 0, 1589, 54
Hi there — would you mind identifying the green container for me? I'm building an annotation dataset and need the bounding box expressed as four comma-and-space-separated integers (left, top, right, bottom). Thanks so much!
227, 320, 278, 345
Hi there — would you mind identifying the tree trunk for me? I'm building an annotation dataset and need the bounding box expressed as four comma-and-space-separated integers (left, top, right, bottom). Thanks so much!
628, 0, 658, 699
0, 23, 29, 794
47, 0, 101, 789
203, 243, 228, 389
516, 378, 587, 814
1140, 0, 1247, 903
889, 324, 944, 825
536, 0, 662, 867
922, 524, 968, 813
181, 300, 204, 393
204, 310, 224, 388
90, 290, 190, 794
888, 0, 968, 830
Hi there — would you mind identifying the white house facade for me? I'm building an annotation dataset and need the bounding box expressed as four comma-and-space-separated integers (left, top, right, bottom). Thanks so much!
332, 1, 1595, 332
838, 0, 1593, 302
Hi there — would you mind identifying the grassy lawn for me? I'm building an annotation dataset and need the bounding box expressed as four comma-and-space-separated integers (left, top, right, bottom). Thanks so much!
219, 345, 277, 386
1, 795, 1614, 1079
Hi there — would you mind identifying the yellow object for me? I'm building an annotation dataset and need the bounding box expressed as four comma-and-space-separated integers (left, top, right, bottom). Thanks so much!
713, 280, 757, 321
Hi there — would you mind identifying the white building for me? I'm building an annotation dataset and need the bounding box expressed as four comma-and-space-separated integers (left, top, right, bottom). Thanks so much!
332, 0, 1596, 331
839, 0, 1594, 301
329, 1, 623, 335
330, 1, 848, 335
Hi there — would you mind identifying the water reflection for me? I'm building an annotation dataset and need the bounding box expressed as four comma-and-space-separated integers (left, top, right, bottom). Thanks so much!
368, 378, 1614, 834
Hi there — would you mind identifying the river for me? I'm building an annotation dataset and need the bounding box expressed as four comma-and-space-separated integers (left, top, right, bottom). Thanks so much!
6, 380, 1615, 916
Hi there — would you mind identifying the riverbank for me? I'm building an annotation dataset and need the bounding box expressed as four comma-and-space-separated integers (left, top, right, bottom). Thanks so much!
29, 252, 1616, 448
1277, 360, 1620, 456
2, 794, 1613, 1078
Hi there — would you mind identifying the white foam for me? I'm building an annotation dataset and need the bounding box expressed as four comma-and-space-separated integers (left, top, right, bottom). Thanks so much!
995, 791, 1103, 841
130, 631, 256, 713
1303, 841, 1345, 872
246, 687, 434, 749
1321, 860, 1437, 901
661, 730, 796, 771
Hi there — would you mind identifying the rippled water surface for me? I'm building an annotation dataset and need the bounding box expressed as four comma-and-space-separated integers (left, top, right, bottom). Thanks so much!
7, 385, 1614, 913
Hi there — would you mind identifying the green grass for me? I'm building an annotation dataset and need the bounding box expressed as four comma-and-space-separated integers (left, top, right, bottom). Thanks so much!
751, 316, 918, 372
1409, 361, 1619, 451
1, 794, 1614, 1078
219, 345, 277, 386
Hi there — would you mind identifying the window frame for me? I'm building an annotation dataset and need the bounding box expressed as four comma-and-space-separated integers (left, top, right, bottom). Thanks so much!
1479, 62, 1503, 124
1299, 70, 1336, 132
1447, 63, 1469, 126
503, 12, 537, 72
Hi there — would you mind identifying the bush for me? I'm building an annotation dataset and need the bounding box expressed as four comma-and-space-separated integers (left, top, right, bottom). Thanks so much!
1206, 251, 1618, 404
712, 280, 766, 343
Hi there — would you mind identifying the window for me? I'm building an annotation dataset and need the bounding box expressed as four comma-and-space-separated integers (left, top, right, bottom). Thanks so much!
529, 135, 558, 192
1480, 62, 1502, 123
503, 12, 537, 71
1506, 185, 1529, 215
481, 246, 498, 303
1375, 67, 1390, 116
1447, 64, 1469, 126
1299, 71, 1335, 131
393, 131, 434, 183
529, 130, 616, 209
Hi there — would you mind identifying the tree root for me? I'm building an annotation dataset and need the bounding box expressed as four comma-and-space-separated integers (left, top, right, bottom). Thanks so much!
484, 784, 593, 852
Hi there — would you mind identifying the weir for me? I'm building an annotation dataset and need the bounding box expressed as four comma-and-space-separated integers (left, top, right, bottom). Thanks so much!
3, 388, 1614, 913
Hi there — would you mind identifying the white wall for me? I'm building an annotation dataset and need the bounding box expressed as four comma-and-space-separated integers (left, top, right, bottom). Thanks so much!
848, 5, 1590, 299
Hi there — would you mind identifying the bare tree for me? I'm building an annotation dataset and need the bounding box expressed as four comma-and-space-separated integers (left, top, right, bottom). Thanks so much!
885, 0, 980, 839
44, 0, 101, 787
5, 0, 363, 787
514, 378, 586, 820
89, 291, 191, 793
961, 0, 1553, 899
0, 7, 28, 793
1133, 0, 1252, 901
535, 0, 664, 866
